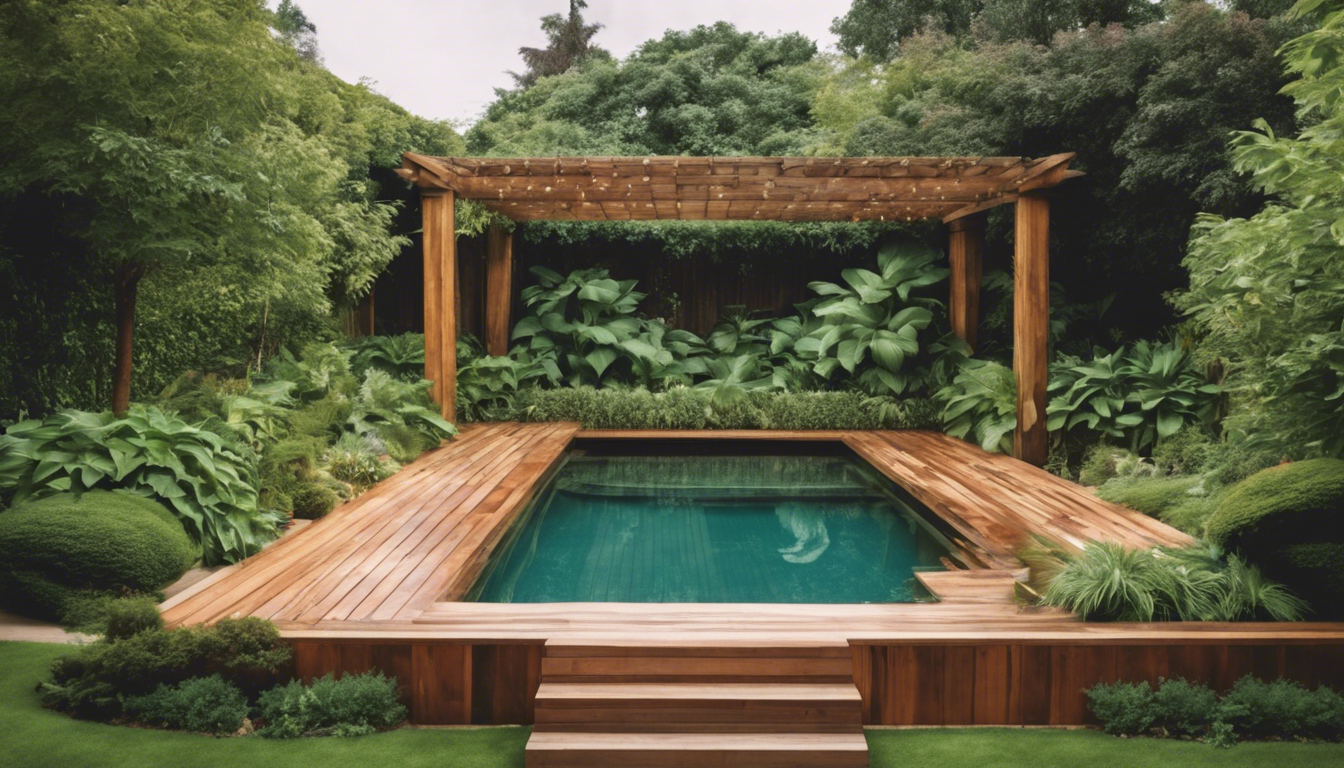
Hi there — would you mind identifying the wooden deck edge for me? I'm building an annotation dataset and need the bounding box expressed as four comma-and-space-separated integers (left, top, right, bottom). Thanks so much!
575, 430, 852, 441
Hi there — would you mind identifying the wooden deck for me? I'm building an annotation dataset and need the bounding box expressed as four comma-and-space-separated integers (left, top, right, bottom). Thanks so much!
160, 424, 1344, 735
162, 422, 578, 627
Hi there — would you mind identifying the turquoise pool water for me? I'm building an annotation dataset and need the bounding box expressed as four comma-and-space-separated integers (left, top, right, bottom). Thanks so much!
467, 452, 951, 604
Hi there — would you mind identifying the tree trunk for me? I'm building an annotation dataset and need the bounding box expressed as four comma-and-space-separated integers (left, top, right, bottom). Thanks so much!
111, 262, 145, 416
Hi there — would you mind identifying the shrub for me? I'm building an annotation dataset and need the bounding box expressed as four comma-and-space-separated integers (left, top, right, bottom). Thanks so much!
1152, 678, 1218, 737
1216, 677, 1318, 740
0, 407, 278, 565
1087, 681, 1155, 735
515, 385, 934, 431
41, 617, 291, 720
1096, 476, 1204, 518
1151, 428, 1217, 476
937, 360, 1017, 454
291, 484, 341, 520
1078, 444, 1134, 486
126, 675, 248, 735
0, 491, 196, 620
1205, 459, 1344, 616
102, 596, 165, 641
257, 672, 407, 738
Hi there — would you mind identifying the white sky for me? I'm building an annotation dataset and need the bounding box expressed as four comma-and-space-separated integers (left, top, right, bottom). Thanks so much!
284, 0, 844, 126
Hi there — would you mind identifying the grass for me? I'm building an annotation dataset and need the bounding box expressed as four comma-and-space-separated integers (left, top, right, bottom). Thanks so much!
0, 642, 528, 768
4, 641, 1344, 768
867, 727, 1344, 767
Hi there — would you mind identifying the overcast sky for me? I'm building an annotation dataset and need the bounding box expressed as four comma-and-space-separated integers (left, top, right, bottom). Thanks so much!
285, 1, 843, 126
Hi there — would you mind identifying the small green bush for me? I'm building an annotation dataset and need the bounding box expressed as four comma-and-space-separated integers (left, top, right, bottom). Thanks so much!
291, 484, 341, 519
257, 672, 407, 738
1096, 476, 1204, 517
1205, 459, 1344, 616
126, 675, 248, 735
1077, 444, 1133, 486
1151, 428, 1217, 476
102, 596, 165, 641
1152, 678, 1218, 737
41, 617, 291, 720
1216, 677, 1317, 740
1160, 497, 1218, 536
0, 491, 196, 620
1087, 681, 1155, 735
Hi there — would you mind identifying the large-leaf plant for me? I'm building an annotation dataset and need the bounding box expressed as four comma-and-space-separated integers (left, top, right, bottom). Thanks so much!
798, 243, 947, 396
0, 406, 278, 565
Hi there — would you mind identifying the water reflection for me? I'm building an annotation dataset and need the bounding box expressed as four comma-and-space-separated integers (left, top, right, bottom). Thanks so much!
775, 503, 831, 563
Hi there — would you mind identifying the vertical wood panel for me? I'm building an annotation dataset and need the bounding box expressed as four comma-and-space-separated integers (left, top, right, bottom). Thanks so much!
1049, 646, 1117, 725
484, 226, 514, 357
371, 644, 415, 705
1014, 192, 1050, 466
851, 644, 874, 723
972, 644, 1013, 724
1018, 645, 1053, 725
411, 643, 472, 725
421, 190, 456, 421
472, 643, 544, 725
942, 646, 976, 724
948, 214, 985, 351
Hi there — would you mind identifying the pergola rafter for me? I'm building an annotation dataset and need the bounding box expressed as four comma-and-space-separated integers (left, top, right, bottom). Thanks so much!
400, 153, 1081, 465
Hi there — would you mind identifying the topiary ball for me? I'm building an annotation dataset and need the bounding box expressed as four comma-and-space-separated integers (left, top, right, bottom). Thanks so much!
0, 491, 199, 620
291, 483, 340, 520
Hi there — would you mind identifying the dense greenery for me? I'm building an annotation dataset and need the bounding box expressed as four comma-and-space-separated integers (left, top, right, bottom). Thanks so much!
1176, 0, 1344, 460
0, 492, 196, 620
126, 675, 251, 736
41, 617, 291, 721
1088, 676, 1344, 746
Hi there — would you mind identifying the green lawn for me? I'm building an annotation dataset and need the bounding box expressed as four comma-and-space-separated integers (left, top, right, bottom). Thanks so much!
4, 641, 1344, 768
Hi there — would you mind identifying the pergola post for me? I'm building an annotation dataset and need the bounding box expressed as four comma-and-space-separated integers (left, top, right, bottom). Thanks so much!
947, 213, 985, 351
422, 189, 457, 422
484, 224, 513, 358
1013, 191, 1050, 466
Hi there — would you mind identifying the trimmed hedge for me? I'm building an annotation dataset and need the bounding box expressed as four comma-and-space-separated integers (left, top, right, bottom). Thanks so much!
1205, 459, 1344, 616
0, 491, 198, 620
126, 675, 249, 735
514, 386, 940, 431
1206, 459, 1344, 548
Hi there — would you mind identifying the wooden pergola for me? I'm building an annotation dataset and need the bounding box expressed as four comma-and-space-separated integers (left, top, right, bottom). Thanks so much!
398, 153, 1081, 466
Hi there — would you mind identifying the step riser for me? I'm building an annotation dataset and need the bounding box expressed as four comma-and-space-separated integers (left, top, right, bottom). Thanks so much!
526, 748, 869, 768
541, 657, 855, 682
535, 703, 863, 733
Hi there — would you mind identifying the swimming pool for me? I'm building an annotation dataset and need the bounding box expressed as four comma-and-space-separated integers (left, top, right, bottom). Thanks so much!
467, 445, 955, 603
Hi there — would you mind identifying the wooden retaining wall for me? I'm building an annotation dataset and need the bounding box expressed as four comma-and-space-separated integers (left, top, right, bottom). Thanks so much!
288, 638, 1344, 727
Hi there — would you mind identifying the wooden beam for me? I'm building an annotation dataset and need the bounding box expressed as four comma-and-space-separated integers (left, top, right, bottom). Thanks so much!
943, 194, 1017, 224
484, 225, 513, 358
948, 214, 985, 351
1013, 192, 1050, 466
422, 189, 457, 422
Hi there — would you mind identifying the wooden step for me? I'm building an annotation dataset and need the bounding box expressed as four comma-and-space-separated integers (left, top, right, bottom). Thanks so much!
525, 732, 870, 768
534, 682, 863, 733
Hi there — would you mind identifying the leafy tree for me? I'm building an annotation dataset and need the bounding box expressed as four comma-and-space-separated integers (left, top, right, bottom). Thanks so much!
510, 0, 608, 89
830, 0, 982, 59
469, 23, 819, 156
273, 0, 320, 63
0, 0, 460, 419
1175, 0, 1344, 458
830, 0, 1165, 58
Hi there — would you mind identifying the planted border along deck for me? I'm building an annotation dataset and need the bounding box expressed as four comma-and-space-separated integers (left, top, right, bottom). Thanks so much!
162, 425, 1344, 729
